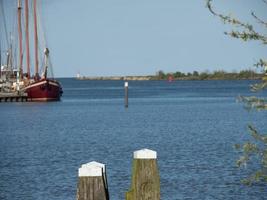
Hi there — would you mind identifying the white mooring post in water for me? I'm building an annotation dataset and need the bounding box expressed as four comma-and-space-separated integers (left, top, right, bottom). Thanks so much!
76, 161, 109, 200
125, 81, 128, 108
126, 149, 160, 200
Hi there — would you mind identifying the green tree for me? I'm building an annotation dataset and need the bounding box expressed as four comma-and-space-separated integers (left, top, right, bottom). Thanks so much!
156, 70, 166, 80
212, 70, 226, 79
207, 0, 267, 184
238, 69, 257, 79
174, 71, 185, 78
193, 71, 199, 77
199, 71, 210, 80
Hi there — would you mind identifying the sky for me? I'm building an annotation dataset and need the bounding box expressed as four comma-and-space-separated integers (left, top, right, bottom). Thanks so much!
2, 0, 267, 77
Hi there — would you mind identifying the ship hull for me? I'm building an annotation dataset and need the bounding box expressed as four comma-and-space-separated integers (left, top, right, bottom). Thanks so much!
25, 79, 62, 101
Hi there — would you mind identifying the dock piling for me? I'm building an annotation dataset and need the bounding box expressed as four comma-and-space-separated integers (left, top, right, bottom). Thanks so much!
76, 161, 109, 200
126, 149, 160, 200
124, 82, 128, 108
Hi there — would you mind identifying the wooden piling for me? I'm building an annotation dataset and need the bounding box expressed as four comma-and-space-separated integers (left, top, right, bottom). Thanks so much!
76, 161, 109, 200
125, 82, 128, 108
126, 149, 160, 200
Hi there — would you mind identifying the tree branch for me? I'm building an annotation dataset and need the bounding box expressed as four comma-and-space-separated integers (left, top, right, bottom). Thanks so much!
251, 12, 267, 28
248, 125, 267, 143
254, 59, 267, 68
206, 0, 254, 31
206, 0, 267, 44
238, 95, 267, 110
224, 30, 267, 44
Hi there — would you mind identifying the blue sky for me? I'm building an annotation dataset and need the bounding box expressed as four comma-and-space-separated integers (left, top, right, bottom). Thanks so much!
2, 0, 267, 77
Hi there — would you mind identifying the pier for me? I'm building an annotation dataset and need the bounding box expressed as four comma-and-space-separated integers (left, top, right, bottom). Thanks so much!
0, 92, 29, 102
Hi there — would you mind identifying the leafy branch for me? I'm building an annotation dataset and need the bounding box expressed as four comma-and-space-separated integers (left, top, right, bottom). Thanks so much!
206, 0, 267, 44
251, 12, 267, 28
238, 96, 267, 110
207, 0, 267, 185
235, 125, 267, 185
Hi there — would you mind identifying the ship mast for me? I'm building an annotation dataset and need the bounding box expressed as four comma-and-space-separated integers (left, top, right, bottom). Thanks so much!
17, 0, 23, 79
25, 0, 30, 79
0, 37, 1, 78
33, 0, 39, 79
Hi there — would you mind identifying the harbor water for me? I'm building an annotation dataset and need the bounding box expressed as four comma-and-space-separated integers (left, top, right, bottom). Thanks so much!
0, 79, 267, 200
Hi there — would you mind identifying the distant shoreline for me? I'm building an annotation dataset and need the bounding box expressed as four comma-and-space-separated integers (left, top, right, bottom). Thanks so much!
76, 76, 152, 81
76, 75, 263, 81
76, 69, 264, 81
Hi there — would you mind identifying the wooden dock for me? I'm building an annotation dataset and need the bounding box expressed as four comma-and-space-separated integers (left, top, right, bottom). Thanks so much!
0, 92, 29, 102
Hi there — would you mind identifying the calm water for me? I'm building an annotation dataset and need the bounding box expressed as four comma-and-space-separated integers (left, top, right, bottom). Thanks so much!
0, 79, 266, 200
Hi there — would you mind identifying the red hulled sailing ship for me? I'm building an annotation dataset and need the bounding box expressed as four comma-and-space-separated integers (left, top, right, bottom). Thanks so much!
18, 0, 62, 101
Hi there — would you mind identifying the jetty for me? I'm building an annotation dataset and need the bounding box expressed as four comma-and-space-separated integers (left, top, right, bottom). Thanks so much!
0, 92, 29, 102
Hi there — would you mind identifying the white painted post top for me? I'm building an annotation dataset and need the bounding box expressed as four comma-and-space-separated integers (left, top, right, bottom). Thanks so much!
78, 161, 105, 177
125, 82, 128, 87
133, 148, 157, 159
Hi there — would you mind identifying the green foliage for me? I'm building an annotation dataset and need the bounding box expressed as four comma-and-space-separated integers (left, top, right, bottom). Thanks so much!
241, 171, 267, 185
199, 72, 209, 80
187, 72, 192, 77
211, 70, 226, 79
254, 59, 267, 69
238, 96, 267, 111
156, 70, 166, 80
206, 0, 267, 44
154, 69, 261, 80
235, 126, 267, 185
193, 71, 199, 76
173, 71, 185, 78
207, 0, 267, 185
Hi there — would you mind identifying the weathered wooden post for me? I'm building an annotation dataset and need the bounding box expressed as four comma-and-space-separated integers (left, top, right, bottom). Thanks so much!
124, 81, 128, 108
126, 149, 160, 200
76, 161, 109, 200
